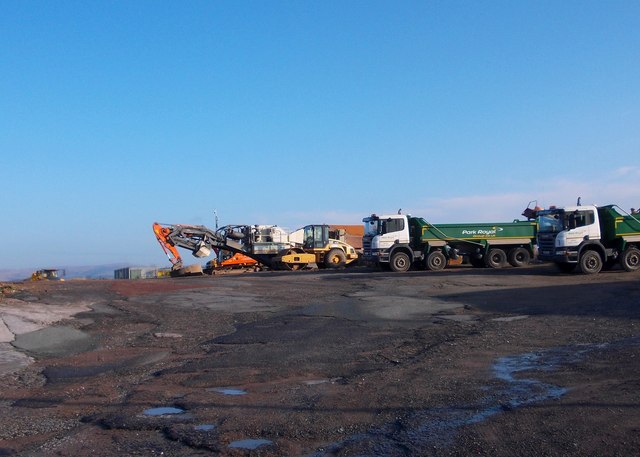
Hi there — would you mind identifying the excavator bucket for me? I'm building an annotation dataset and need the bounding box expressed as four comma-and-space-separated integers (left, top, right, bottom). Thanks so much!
170, 264, 204, 277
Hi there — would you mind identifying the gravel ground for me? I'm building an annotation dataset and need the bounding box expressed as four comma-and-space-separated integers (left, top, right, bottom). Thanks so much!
0, 264, 639, 456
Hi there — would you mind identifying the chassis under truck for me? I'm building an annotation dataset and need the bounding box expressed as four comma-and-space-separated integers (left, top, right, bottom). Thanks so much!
362, 213, 537, 272
536, 204, 640, 274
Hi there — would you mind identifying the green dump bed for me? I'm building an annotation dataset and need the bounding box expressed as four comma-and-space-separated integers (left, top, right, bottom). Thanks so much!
409, 217, 537, 243
597, 205, 640, 240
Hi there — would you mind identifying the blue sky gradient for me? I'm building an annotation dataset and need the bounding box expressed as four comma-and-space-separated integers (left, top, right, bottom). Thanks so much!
2, 1, 639, 268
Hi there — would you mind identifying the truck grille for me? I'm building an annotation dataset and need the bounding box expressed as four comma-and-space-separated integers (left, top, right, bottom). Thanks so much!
537, 233, 556, 252
362, 237, 372, 256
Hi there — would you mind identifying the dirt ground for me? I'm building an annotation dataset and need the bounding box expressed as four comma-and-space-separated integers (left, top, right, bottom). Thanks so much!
1, 264, 639, 456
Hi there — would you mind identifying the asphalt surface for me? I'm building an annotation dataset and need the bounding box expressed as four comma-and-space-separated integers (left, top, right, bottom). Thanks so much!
0, 264, 639, 456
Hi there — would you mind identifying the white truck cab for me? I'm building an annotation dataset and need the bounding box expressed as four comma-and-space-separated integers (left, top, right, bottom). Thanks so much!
362, 214, 410, 264
536, 205, 604, 273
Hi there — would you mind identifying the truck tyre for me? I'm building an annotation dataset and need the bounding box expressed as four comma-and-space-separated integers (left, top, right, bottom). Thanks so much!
579, 250, 602, 274
620, 247, 640, 272
324, 249, 346, 269
390, 251, 411, 272
508, 247, 531, 268
484, 248, 507, 268
426, 250, 447, 271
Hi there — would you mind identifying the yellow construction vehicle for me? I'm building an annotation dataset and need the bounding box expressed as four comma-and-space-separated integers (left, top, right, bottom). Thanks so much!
274, 224, 359, 270
31, 269, 64, 281
153, 222, 358, 272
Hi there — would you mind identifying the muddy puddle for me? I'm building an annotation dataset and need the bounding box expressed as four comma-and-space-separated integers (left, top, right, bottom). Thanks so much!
143, 406, 185, 416
43, 351, 169, 383
309, 337, 640, 456
228, 438, 273, 449
208, 387, 247, 396
12, 326, 97, 358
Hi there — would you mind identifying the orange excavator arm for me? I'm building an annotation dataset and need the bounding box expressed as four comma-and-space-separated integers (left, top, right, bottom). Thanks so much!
152, 221, 276, 270
153, 222, 183, 269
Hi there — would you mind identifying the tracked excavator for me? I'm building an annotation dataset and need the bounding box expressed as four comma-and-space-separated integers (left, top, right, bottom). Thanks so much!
203, 252, 259, 274
153, 222, 358, 273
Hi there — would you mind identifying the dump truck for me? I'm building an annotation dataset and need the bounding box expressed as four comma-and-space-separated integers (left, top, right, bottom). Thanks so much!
536, 203, 640, 274
153, 222, 358, 272
362, 212, 537, 272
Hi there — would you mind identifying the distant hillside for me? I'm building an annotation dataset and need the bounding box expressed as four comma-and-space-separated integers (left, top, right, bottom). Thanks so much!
0, 263, 148, 281
0, 268, 34, 282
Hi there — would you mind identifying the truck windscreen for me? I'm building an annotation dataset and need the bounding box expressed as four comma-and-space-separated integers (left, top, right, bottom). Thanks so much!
537, 211, 564, 233
364, 220, 380, 237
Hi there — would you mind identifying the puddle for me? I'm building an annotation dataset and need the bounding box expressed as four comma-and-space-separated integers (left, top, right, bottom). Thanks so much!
194, 424, 216, 431
208, 387, 247, 396
43, 352, 169, 383
228, 438, 273, 449
12, 326, 97, 358
143, 406, 185, 416
309, 339, 640, 456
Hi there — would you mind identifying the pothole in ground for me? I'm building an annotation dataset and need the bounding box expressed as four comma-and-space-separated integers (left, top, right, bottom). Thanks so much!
207, 387, 247, 396
228, 438, 273, 450
143, 406, 185, 417
308, 336, 640, 456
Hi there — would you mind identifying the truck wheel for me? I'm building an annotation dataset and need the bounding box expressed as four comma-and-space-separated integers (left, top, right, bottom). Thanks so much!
579, 250, 602, 274
620, 247, 640, 272
508, 247, 531, 267
390, 252, 411, 272
324, 249, 346, 269
426, 250, 447, 271
484, 249, 507, 268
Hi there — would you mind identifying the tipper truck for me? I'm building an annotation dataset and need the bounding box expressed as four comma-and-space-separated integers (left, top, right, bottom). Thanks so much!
536, 203, 640, 274
362, 212, 537, 272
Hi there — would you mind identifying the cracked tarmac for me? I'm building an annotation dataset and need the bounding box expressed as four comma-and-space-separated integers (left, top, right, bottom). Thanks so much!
1, 264, 639, 456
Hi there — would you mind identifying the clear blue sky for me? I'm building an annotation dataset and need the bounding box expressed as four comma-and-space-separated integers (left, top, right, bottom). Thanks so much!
2, 1, 639, 269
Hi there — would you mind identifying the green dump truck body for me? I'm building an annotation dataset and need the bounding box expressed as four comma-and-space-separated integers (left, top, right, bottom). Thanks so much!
363, 213, 538, 272
409, 217, 537, 245
597, 205, 640, 241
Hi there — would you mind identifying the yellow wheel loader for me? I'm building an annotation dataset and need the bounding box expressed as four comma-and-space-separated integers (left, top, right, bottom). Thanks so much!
274, 224, 358, 270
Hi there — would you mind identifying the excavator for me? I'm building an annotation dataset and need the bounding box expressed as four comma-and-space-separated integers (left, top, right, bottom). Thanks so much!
203, 252, 259, 274
153, 222, 358, 273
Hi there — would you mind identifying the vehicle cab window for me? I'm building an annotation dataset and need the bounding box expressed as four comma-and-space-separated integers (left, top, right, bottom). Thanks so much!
381, 218, 404, 235
568, 210, 594, 229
